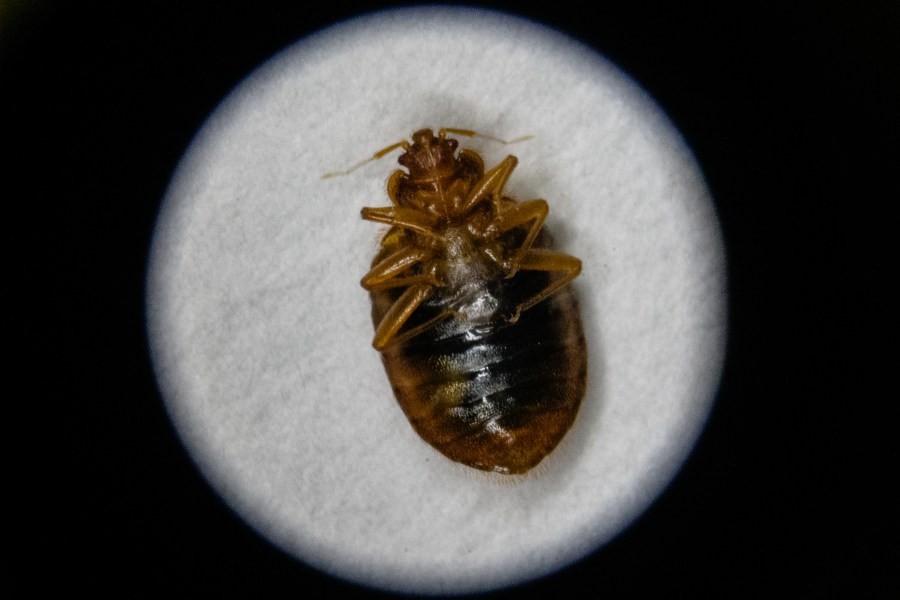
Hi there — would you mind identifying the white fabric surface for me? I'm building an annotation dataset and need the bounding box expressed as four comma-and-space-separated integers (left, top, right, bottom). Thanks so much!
146, 7, 726, 594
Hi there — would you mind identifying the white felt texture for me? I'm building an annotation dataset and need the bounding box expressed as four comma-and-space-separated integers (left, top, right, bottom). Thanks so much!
146, 7, 726, 595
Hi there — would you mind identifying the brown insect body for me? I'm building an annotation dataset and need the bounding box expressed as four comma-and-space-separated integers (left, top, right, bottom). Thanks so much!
361, 129, 586, 474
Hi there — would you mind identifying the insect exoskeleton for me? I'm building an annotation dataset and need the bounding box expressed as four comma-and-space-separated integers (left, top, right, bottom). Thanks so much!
356, 128, 587, 474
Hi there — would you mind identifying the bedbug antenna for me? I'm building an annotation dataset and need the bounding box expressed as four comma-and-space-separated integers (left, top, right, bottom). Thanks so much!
322, 140, 411, 179
438, 128, 533, 145
322, 130, 532, 179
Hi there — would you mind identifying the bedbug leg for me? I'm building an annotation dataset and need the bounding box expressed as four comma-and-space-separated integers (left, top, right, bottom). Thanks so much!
361, 206, 444, 240
371, 284, 453, 350
386, 170, 406, 206
459, 155, 518, 215
490, 199, 550, 277
505, 248, 582, 322
361, 246, 440, 290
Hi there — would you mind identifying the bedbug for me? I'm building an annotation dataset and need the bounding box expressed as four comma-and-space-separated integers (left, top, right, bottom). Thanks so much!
345, 128, 587, 474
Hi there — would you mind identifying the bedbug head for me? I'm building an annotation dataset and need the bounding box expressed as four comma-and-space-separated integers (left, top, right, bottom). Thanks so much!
398, 129, 459, 180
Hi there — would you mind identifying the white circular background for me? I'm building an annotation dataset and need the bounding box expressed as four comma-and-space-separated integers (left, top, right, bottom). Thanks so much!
146, 7, 726, 595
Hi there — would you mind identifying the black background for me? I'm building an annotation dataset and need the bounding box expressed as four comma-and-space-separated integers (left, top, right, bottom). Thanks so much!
7, 1, 895, 596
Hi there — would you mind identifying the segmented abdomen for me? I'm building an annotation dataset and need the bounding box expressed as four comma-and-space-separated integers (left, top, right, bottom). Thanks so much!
370, 237, 587, 474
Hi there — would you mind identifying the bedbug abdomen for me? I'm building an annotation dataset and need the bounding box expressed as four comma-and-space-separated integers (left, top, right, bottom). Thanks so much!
370, 246, 587, 474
